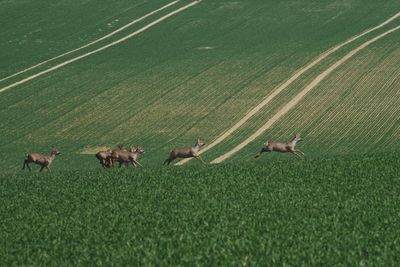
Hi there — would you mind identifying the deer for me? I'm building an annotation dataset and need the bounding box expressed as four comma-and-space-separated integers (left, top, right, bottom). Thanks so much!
164, 138, 206, 165
105, 144, 127, 167
129, 145, 145, 167
255, 133, 304, 159
110, 144, 142, 168
22, 147, 61, 172
95, 148, 113, 168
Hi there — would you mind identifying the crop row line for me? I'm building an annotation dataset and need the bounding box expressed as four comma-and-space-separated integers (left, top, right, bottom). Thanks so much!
177, 10, 400, 165
0, 1, 201, 94
211, 25, 400, 163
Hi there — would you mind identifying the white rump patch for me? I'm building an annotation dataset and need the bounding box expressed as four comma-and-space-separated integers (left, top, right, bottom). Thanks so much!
197, 46, 215, 50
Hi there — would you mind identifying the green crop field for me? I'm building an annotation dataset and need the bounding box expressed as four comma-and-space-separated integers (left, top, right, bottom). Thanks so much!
1, 0, 400, 265
2, 153, 400, 265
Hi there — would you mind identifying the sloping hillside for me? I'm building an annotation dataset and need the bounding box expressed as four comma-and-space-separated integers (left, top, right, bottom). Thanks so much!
1, 0, 399, 170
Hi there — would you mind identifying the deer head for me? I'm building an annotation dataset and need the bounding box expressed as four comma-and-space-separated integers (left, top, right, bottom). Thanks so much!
51, 147, 61, 156
293, 133, 303, 143
135, 145, 145, 154
196, 138, 206, 148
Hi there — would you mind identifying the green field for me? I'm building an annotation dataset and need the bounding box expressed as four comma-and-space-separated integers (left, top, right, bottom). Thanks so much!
2, 153, 400, 265
1, 0, 400, 167
1, 0, 400, 265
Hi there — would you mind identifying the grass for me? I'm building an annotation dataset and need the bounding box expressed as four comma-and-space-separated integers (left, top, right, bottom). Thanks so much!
2, 1, 400, 265
1, 1, 400, 168
1, 153, 400, 265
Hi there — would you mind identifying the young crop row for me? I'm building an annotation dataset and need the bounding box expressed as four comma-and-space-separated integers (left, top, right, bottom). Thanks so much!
1, 153, 400, 265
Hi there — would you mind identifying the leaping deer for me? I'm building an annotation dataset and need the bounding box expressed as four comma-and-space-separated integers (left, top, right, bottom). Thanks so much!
164, 138, 206, 165
255, 133, 304, 159
22, 147, 61, 172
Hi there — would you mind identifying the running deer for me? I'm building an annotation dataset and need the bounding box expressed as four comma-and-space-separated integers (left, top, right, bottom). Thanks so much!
164, 138, 206, 165
95, 149, 113, 168
110, 144, 142, 167
114, 145, 145, 167
255, 133, 304, 159
106, 144, 127, 167
22, 147, 61, 172
130, 145, 145, 167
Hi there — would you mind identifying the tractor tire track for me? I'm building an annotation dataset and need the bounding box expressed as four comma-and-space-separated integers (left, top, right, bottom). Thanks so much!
211, 24, 400, 164
0, 1, 201, 94
176, 10, 400, 165
0, 1, 180, 83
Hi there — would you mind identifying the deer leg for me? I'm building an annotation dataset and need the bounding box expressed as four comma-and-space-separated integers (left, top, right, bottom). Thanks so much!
296, 149, 305, 156
195, 155, 206, 164
99, 160, 105, 168
103, 159, 109, 168
295, 150, 305, 159
23, 160, 32, 171
26, 162, 31, 172
105, 159, 111, 168
46, 166, 51, 172
255, 148, 268, 158
39, 165, 45, 172
131, 159, 142, 167
164, 157, 174, 165
255, 150, 264, 158
105, 158, 113, 168
163, 158, 170, 165
135, 161, 143, 167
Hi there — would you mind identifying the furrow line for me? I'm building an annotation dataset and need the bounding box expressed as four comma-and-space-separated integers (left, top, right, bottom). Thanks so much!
0, 1, 201, 94
211, 25, 400, 164
0, 1, 180, 83
176, 10, 400, 165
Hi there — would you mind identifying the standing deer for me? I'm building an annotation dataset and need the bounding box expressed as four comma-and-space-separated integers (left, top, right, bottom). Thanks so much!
164, 138, 206, 165
22, 147, 61, 172
255, 133, 304, 159
95, 149, 113, 168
